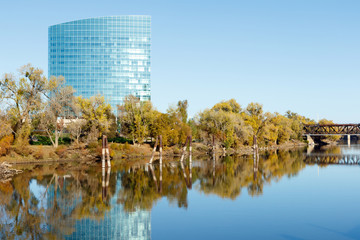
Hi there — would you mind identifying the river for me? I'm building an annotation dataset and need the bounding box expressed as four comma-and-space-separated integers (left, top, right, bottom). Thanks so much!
1, 144, 360, 239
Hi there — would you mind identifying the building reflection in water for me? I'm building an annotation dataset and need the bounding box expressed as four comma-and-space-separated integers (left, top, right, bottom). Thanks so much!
46, 169, 151, 240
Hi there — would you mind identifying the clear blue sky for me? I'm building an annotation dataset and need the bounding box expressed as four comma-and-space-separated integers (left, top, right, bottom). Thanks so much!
1, 0, 359, 122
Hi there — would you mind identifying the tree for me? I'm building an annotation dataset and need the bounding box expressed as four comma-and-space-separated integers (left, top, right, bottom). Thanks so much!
244, 102, 272, 145
285, 111, 315, 140
76, 94, 113, 143
267, 114, 294, 144
212, 99, 241, 114
0, 110, 13, 156
151, 110, 191, 147
177, 100, 188, 124
38, 76, 75, 147
188, 118, 200, 140
67, 119, 86, 145
198, 99, 251, 148
0, 64, 49, 144
118, 96, 191, 147
118, 95, 155, 145
0, 110, 12, 139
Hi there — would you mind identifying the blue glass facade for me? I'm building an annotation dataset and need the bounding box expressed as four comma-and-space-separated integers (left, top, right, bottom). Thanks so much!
48, 16, 151, 111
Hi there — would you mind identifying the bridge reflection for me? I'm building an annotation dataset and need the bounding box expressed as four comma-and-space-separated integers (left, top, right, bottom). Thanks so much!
305, 153, 360, 165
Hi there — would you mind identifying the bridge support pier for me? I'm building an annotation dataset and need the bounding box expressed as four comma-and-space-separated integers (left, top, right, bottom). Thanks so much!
306, 135, 315, 146
348, 134, 351, 146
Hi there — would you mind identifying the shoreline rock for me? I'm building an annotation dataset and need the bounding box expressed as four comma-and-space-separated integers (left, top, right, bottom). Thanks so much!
0, 162, 22, 182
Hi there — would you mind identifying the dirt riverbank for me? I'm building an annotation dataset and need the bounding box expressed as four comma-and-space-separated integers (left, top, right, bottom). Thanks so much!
0, 140, 308, 165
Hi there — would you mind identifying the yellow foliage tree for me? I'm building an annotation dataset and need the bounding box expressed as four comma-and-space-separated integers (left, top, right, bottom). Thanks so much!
76, 95, 113, 142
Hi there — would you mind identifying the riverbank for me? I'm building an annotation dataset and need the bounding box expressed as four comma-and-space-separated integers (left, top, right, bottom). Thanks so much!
0, 140, 307, 165
0, 145, 98, 164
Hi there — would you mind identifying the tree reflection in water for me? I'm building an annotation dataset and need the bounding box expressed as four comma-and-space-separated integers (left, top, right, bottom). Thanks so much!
0, 148, 308, 239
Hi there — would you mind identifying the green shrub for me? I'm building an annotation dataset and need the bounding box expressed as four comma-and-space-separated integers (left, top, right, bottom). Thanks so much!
59, 137, 71, 145
108, 137, 133, 144
30, 135, 71, 145
30, 135, 52, 145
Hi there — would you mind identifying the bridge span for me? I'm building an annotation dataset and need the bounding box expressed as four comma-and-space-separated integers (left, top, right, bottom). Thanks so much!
303, 124, 360, 145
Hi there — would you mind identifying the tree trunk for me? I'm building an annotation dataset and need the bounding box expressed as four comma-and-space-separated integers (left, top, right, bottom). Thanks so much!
45, 129, 55, 147
55, 130, 58, 148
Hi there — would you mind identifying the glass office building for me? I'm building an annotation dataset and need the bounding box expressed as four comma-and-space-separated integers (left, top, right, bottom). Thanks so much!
48, 16, 151, 111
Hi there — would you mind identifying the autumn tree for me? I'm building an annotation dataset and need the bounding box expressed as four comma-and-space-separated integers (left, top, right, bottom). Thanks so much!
0, 110, 13, 156
177, 100, 188, 124
285, 111, 315, 140
38, 76, 75, 147
212, 99, 241, 114
188, 118, 200, 141
158, 101, 192, 146
198, 99, 251, 148
151, 110, 191, 147
0, 64, 49, 144
118, 95, 156, 145
0, 110, 12, 139
266, 114, 293, 144
76, 94, 113, 143
244, 102, 272, 145
67, 119, 86, 145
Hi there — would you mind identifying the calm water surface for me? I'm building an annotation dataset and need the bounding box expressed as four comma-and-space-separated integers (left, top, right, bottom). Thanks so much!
1, 144, 360, 239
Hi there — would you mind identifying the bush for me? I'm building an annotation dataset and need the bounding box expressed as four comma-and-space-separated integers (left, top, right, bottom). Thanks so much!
30, 135, 52, 145
33, 147, 44, 160
55, 145, 67, 157
13, 145, 33, 157
96, 145, 102, 157
49, 152, 57, 159
173, 146, 180, 155
110, 149, 115, 158
87, 141, 99, 149
108, 137, 133, 144
110, 143, 123, 151
110, 143, 127, 158
30, 135, 71, 146
59, 136, 71, 145
0, 135, 14, 156
124, 142, 130, 150
71, 153, 80, 159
